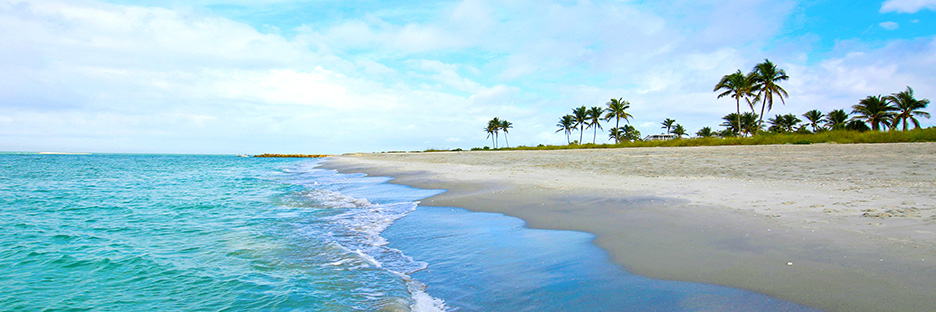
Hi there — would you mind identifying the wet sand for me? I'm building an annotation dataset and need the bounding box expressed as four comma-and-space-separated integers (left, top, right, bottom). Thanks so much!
321, 143, 936, 312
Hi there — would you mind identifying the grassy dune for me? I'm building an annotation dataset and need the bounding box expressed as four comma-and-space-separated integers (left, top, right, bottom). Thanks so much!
489, 128, 936, 151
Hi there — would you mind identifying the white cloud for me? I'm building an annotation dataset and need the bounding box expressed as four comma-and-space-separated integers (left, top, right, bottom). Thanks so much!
0, 0, 506, 153
881, 0, 936, 13
880, 21, 900, 30
1, 0, 934, 153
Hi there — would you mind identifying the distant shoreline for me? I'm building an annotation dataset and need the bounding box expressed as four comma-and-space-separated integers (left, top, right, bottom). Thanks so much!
322, 143, 936, 312
37, 152, 92, 155
251, 153, 330, 158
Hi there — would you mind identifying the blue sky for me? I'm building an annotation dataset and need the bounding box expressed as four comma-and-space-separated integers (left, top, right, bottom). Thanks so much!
1, 0, 935, 154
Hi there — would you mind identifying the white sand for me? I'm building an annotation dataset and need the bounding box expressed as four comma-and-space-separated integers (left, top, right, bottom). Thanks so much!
323, 143, 936, 312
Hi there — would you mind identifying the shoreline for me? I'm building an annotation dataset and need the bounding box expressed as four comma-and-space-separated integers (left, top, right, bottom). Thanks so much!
320, 143, 936, 312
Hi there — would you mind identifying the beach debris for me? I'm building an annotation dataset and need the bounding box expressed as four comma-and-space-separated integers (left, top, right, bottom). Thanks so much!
861, 209, 889, 218
861, 207, 921, 218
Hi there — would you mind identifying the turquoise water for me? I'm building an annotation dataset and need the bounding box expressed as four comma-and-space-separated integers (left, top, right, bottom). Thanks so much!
0, 154, 818, 311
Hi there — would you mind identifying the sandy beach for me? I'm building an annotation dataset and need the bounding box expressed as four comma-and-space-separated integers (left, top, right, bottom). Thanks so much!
322, 142, 936, 312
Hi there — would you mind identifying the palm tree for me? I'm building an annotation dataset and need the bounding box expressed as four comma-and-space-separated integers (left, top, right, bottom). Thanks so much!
750, 59, 789, 131
852, 95, 897, 131
722, 112, 760, 136
621, 125, 641, 142
556, 115, 575, 144
802, 109, 824, 132
846, 119, 870, 131
825, 109, 849, 130
586, 106, 604, 144
741, 112, 762, 135
696, 127, 715, 138
603, 98, 633, 144
672, 124, 687, 138
572, 106, 588, 144
485, 117, 501, 148
768, 114, 801, 133
500, 119, 513, 148
720, 113, 741, 136
661, 118, 676, 134
886, 86, 931, 131
608, 127, 624, 143
715, 70, 757, 136
717, 128, 735, 138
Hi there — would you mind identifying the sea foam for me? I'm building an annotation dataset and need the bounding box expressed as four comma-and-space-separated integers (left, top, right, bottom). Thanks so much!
296, 170, 449, 311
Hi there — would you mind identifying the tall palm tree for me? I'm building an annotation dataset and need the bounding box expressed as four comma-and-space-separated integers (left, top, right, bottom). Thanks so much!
825, 109, 849, 131
802, 109, 824, 132
603, 98, 633, 144
750, 59, 789, 131
672, 124, 687, 138
851, 95, 896, 131
886, 86, 931, 131
499, 119, 513, 148
715, 70, 757, 136
586, 106, 604, 144
485, 117, 501, 148
572, 106, 588, 144
696, 127, 715, 138
660, 118, 676, 134
556, 115, 575, 145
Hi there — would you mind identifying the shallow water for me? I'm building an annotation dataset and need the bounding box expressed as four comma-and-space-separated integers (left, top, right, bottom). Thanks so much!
386, 206, 819, 312
0, 154, 818, 311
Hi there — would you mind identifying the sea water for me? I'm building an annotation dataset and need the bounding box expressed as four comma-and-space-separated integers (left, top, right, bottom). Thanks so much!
0, 154, 817, 311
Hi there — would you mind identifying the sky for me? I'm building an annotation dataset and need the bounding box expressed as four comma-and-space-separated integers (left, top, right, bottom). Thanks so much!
1, 0, 935, 154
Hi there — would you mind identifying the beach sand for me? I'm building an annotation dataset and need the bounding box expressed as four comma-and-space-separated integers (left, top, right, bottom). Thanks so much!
322, 143, 936, 312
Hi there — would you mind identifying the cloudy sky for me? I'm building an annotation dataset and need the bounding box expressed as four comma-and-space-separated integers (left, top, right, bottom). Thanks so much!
2, 0, 935, 154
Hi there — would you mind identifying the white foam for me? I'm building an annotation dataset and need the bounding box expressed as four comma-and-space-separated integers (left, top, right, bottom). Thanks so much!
408, 280, 449, 312
354, 249, 381, 268
283, 164, 450, 310
302, 189, 373, 208
323, 258, 355, 267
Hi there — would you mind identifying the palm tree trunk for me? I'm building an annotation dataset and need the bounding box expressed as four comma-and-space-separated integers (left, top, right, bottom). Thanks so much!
504, 134, 509, 148
736, 97, 741, 136
758, 97, 769, 134
579, 125, 584, 144
593, 126, 597, 144
614, 118, 620, 144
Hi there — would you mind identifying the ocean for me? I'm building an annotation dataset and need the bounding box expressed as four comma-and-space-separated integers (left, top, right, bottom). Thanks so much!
0, 154, 817, 311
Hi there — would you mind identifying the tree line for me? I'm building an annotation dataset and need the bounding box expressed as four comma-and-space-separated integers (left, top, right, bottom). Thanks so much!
554, 98, 638, 145
482, 59, 929, 147
711, 59, 929, 136
484, 117, 513, 148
